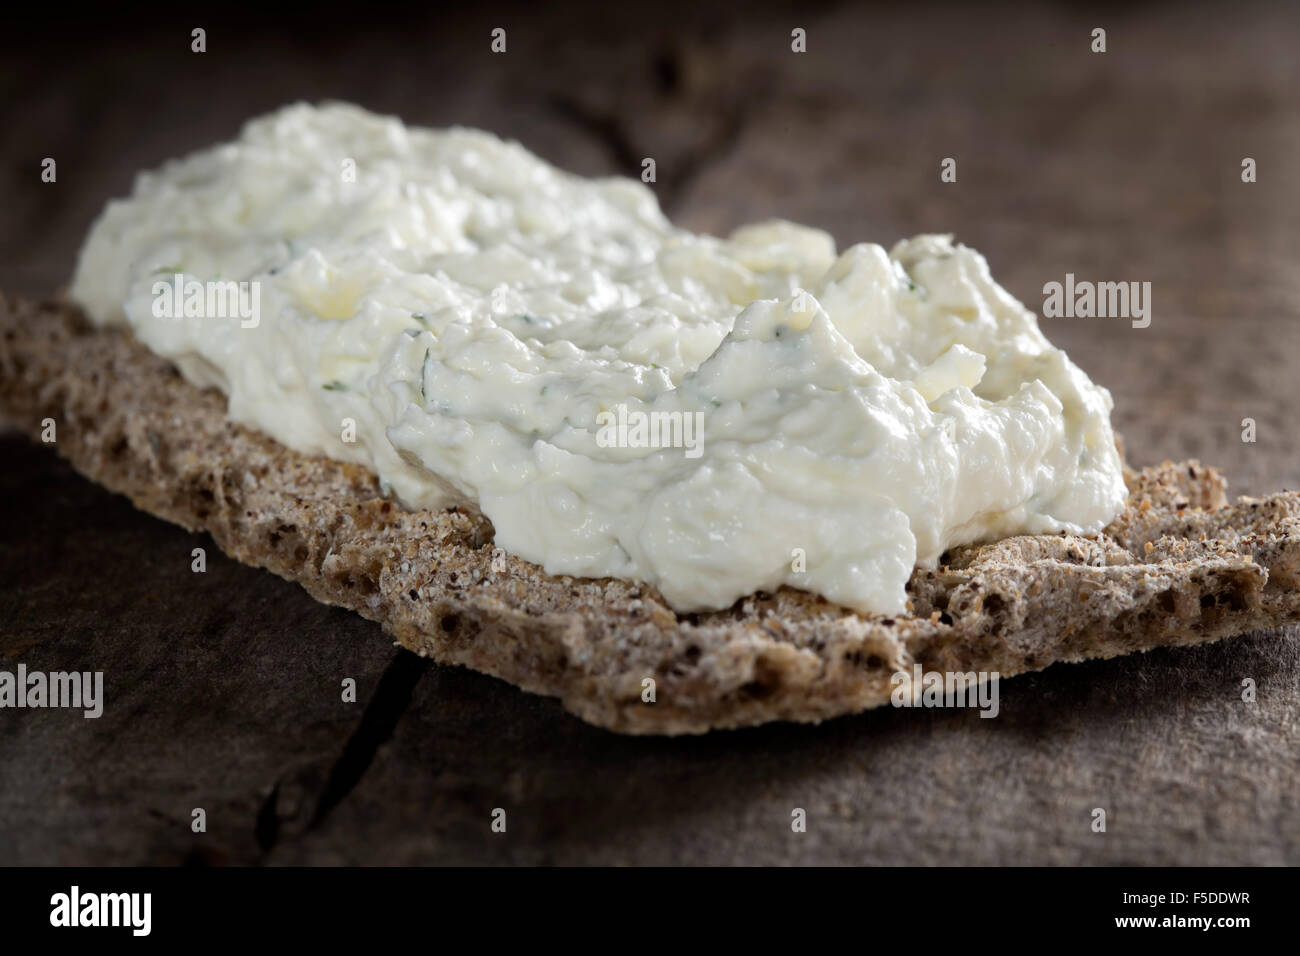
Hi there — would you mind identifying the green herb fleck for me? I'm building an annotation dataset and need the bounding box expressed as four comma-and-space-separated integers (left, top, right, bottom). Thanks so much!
153, 265, 182, 275
420, 348, 432, 403
322, 381, 348, 392
412, 312, 429, 327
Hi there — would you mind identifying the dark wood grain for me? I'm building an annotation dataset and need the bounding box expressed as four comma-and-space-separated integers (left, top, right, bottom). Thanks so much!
1, 0, 1297, 864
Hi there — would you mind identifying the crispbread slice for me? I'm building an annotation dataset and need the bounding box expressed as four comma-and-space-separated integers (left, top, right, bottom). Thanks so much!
3, 295, 1298, 733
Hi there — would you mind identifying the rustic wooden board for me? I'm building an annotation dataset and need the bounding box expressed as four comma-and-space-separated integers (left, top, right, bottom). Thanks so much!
1, 0, 1297, 864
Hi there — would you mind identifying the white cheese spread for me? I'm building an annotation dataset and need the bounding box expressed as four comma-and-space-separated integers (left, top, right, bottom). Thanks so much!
70, 102, 1127, 615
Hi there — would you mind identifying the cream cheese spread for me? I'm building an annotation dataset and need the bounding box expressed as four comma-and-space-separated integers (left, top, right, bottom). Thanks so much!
70, 102, 1127, 615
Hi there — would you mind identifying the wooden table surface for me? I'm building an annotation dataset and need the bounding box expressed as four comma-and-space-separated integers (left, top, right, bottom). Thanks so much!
2, 1, 1297, 864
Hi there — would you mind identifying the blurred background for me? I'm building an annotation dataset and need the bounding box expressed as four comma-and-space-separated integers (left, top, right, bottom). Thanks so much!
2, 1, 1298, 864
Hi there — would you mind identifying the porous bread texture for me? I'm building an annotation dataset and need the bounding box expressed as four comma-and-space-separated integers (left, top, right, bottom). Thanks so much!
3, 295, 1298, 733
